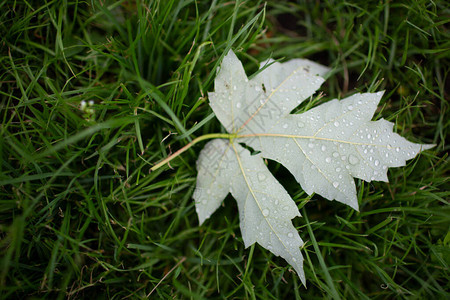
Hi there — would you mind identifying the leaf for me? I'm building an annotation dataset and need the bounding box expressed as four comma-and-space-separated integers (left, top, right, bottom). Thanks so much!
193, 50, 433, 283
194, 140, 304, 281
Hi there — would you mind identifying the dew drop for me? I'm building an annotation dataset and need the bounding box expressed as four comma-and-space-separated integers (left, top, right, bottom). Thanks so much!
333, 152, 339, 158
257, 172, 266, 181
325, 157, 331, 163
262, 209, 269, 217
308, 143, 314, 148
347, 104, 354, 110
336, 167, 341, 172
367, 134, 371, 139
297, 121, 305, 128
283, 206, 289, 211
275, 199, 279, 205
321, 145, 326, 152
387, 144, 392, 150
333, 181, 339, 188
334, 121, 340, 127
255, 86, 261, 92
236, 102, 242, 108
374, 159, 380, 166
349, 154, 359, 165
233, 85, 237, 90
395, 147, 400, 152
282, 123, 288, 129
288, 232, 294, 238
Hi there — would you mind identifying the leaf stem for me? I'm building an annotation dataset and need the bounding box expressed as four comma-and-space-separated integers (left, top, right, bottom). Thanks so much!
151, 126, 402, 172
150, 133, 232, 172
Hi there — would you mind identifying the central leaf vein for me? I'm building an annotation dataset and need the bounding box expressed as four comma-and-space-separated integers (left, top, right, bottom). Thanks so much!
231, 143, 294, 257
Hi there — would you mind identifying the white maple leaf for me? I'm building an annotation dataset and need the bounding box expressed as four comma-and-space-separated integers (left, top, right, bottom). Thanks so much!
193, 50, 433, 284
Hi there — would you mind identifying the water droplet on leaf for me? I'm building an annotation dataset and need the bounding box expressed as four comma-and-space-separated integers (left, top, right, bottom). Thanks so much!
349, 154, 359, 165
257, 172, 266, 181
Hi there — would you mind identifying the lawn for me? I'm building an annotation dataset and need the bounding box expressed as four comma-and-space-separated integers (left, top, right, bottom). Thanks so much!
1, 0, 449, 299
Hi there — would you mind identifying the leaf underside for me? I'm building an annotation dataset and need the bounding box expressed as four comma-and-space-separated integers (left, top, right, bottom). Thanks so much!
193, 50, 433, 284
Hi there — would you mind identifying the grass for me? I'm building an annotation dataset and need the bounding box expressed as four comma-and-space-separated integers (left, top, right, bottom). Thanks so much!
0, 0, 449, 299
